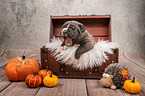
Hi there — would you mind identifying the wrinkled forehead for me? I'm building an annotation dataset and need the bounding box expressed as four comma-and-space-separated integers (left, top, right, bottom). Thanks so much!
62, 21, 82, 28
62, 23, 76, 29
62, 23, 70, 29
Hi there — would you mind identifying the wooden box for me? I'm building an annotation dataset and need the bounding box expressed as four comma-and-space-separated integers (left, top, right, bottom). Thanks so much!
41, 15, 119, 79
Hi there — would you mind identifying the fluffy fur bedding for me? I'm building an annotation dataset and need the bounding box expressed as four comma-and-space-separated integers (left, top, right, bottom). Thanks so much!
45, 37, 118, 70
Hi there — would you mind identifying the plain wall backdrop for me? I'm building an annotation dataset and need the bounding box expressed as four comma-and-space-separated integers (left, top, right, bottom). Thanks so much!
0, 0, 145, 52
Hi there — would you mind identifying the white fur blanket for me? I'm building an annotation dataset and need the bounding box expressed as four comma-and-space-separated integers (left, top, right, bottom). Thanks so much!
45, 37, 118, 70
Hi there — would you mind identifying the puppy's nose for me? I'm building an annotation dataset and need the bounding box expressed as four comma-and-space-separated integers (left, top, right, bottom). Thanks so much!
63, 30, 67, 35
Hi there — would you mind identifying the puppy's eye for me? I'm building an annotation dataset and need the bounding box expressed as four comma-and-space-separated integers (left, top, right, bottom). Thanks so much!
63, 30, 67, 35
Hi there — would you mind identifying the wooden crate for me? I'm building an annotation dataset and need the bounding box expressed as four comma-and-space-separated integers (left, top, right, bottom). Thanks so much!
41, 15, 119, 79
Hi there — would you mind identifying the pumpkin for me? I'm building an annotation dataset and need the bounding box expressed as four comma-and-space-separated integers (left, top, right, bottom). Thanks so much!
25, 72, 42, 87
123, 77, 141, 94
5, 56, 40, 81
43, 72, 58, 87
38, 66, 53, 79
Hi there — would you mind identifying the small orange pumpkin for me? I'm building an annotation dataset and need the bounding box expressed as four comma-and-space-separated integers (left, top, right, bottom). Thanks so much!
43, 72, 58, 87
123, 77, 141, 94
5, 56, 40, 81
25, 72, 42, 87
38, 66, 52, 79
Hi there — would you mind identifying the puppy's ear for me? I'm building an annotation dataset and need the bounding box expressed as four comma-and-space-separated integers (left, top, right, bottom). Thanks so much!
78, 24, 86, 33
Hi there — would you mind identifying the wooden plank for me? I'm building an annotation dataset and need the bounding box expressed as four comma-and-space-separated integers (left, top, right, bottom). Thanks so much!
0, 49, 40, 95
54, 27, 109, 36
0, 65, 12, 93
23, 49, 40, 60
0, 49, 5, 57
0, 49, 25, 92
93, 37, 109, 41
120, 51, 145, 84
23, 49, 40, 68
140, 84, 145, 96
124, 51, 145, 69
0, 49, 25, 67
86, 80, 139, 96
51, 15, 111, 19
0, 82, 39, 96
120, 51, 145, 96
53, 20, 109, 29
36, 79, 87, 96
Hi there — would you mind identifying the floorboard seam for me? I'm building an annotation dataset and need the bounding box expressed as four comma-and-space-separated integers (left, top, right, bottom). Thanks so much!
34, 87, 41, 96
139, 92, 143, 96
0, 82, 13, 93
22, 49, 27, 56
85, 79, 89, 96
0, 64, 7, 68
0, 49, 5, 57
123, 51, 145, 84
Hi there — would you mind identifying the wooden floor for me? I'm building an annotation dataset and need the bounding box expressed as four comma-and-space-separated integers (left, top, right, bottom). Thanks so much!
0, 49, 144, 96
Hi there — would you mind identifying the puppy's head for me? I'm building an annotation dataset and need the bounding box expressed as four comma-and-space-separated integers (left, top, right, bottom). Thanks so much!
60, 21, 86, 40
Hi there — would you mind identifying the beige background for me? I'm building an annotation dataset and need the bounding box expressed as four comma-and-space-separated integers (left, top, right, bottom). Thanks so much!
0, 0, 145, 52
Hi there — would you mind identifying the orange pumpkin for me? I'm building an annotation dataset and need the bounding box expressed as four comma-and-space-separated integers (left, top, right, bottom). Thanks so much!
38, 66, 52, 79
43, 72, 58, 87
5, 56, 40, 81
124, 77, 141, 94
25, 72, 42, 87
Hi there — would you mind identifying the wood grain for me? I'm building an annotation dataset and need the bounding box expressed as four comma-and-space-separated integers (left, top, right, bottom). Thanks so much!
51, 15, 111, 19
0, 65, 12, 93
120, 51, 145, 96
0, 49, 144, 96
23, 49, 40, 60
36, 79, 87, 96
120, 52, 145, 84
86, 80, 139, 96
0, 49, 5, 57
54, 27, 109, 36
0, 82, 39, 96
0, 49, 25, 67
0, 49, 40, 95
124, 51, 145, 69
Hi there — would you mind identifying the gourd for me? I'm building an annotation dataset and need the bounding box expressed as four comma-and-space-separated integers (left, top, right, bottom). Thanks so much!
43, 72, 58, 87
25, 72, 42, 87
123, 77, 141, 94
38, 66, 52, 79
5, 56, 40, 81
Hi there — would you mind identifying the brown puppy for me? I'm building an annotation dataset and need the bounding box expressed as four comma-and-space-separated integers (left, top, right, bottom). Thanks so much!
60, 20, 96, 59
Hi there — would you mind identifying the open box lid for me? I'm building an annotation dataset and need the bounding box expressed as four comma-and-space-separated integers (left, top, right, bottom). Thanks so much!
49, 15, 111, 42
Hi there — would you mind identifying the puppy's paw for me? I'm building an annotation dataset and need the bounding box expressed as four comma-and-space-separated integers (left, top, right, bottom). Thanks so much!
110, 85, 116, 90
60, 46, 68, 50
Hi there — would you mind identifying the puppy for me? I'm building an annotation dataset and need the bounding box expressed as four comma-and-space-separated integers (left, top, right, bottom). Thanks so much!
60, 20, 96, 59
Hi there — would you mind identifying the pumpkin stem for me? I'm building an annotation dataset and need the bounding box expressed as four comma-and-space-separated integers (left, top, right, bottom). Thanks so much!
17, 56, 26, 66
50, 72, 52, 77
34, 71, 37, 76
22, 56, 25, 59
46, 66, 49, 71
132, 77, 135, 83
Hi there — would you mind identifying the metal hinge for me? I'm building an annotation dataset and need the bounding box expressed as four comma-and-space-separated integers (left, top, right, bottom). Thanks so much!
93, 66, 99, 73
59, 63, 65, 72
